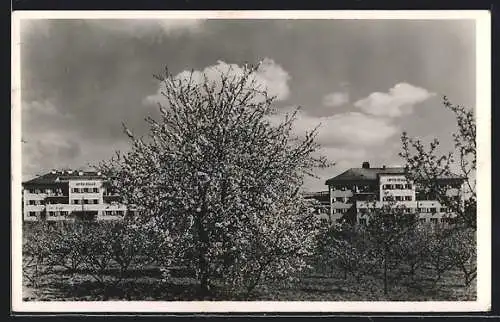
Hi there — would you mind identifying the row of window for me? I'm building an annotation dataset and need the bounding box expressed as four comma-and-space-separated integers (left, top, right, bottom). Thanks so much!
332, 208, 349, 214
419, 207, 452, 213
359, 208, 414, 215
357, 207, 452, 214
104, 210, 125, 216
382, 195, 413, 201
420, 217, 456, 224
358, 217, 456, 225
72, 199, 100, 205
28, 200, 44, 205
71, 187, 99, 193
28, 211, 125, 217
27, 188, 64, 194
28, 211, 69, 217
382, 184, 413, 190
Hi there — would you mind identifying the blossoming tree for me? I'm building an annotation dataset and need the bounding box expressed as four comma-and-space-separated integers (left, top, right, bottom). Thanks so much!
97, 62, 329, 297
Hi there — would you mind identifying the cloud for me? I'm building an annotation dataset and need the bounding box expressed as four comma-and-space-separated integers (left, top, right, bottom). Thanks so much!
322, 92, 350, 107
354, 82, 435, 117
270, 110, 398, 147
88, 19, 204, 37
22, 100, 72, 118
144, 58, 291, 105
317, 146, 368, 161
22, 131, 82, 180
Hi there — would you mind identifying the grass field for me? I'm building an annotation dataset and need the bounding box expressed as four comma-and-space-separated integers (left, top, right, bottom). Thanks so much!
22, 263, 476, 301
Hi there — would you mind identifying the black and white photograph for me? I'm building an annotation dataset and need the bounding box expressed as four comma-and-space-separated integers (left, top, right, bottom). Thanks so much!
11, 11, 491, 313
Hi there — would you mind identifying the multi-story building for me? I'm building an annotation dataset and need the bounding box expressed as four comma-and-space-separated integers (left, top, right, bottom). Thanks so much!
22, 169, 133, 222
324, 161, 465, 226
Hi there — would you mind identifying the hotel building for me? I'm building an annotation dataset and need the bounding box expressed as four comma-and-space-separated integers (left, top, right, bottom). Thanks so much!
324, 162, 465, 226
22, 169, 133, 222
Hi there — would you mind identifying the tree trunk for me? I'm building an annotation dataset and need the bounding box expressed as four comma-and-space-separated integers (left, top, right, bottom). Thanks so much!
196, 184, 211, 296
383, 245, 388, 296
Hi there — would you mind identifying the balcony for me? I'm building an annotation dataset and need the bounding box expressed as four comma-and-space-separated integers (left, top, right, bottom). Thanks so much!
45, 195, 69, 204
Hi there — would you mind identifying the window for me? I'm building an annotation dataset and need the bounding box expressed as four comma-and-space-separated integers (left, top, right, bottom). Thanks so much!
359, 218, 367, 225
29, 200, 36, 205
83, 188, 89, 193
28, 211, 37, 217
61, 211, 68, 216
440, 218, 447, 223
335, 197, 343, 203
430, 207, 437, 213
105, 211, 113, 216
405, 184, 413, 189
395, 184, 404, 189
93, 188, 99, 193
395, 196, 403, 201
28, 188, 35, 193
72, 199, 80, 205
83, 199, 89, 204
48, 211, 55, 217
383, 196, 394, 201
72, 188, 79, 193
117, 211, 124, 216
404, 196, 412, 201
92, 199, 99, 204
430, 218, 438, 224
419, 218, 426, 223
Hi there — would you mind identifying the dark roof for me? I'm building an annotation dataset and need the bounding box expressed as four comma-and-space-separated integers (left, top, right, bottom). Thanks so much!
325, 167, 464, 185
23, 170, 106, 185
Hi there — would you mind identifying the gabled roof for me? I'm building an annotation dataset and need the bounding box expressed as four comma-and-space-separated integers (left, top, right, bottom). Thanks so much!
325, 166, 464, 185
23, 171, 106, 185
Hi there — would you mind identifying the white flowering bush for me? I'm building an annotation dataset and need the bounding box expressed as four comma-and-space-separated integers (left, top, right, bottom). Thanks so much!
97, 62, 329, 297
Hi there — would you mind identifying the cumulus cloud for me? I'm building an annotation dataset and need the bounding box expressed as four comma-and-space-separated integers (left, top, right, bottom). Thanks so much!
322, 91, 350, 107
269, 110, 398, 147
144, 58, 291, 105
354, 82, 435, 117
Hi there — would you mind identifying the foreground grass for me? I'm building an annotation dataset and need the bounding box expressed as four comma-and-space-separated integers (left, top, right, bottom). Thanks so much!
23, 263, 475, 301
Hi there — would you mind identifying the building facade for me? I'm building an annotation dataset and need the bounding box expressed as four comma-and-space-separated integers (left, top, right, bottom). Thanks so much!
22, 170, 132, 222
324, 162, 464, 226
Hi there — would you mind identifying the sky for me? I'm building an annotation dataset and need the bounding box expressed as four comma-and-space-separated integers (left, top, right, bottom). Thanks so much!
19, 18, 476, 191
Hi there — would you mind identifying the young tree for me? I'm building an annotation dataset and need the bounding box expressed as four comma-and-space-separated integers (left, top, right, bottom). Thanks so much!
400, 97, 476, 229
98, 62, 328, 297
317, 223, 376, 282
396, 224, 431, 281
364, 202, 418, 296
446, 228, 477, 287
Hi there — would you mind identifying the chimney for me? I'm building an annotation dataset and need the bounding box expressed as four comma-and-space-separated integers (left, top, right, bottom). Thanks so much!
362, 161, 370, 169
382, 165, 386, 169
